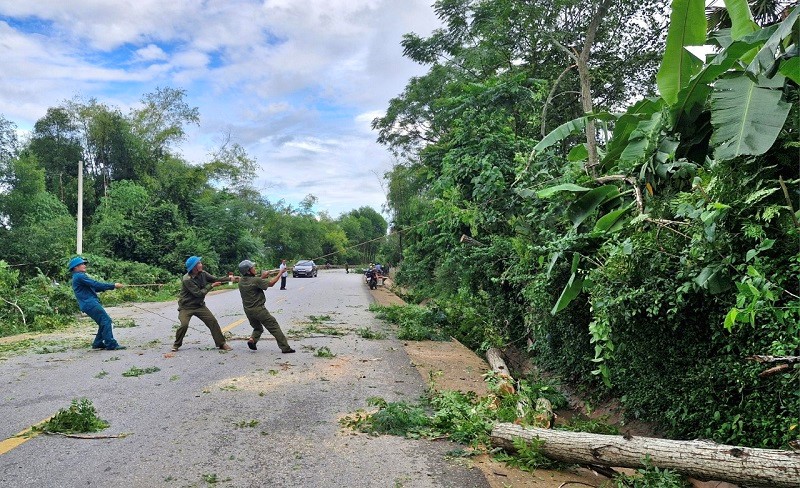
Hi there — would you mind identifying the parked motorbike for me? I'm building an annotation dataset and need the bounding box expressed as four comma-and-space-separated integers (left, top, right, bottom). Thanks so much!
365, 269, 378, 290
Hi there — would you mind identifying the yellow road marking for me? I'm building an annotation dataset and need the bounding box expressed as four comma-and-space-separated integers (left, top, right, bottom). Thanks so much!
0, 419, 50, 456
222, 318, 246, 333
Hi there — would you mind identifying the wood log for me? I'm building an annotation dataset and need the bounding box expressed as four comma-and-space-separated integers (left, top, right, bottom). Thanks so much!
759, 363, 791, 378
531, 398, 554, 429
459, 234, 485, 246
486, 347, 515, 395
491, 423, 800, 488
748, 355, 800, 365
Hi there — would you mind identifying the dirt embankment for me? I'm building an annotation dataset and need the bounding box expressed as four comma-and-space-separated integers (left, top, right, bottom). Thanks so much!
369, 279, 742, 488
367, 279, 624, 488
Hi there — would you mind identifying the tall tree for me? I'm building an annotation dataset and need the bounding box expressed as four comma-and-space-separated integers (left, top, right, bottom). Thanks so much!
130, 87, 200, 165
204, 132, 258, 196
0, 154, 75, 275
0, 114, 18, 177
28, 107, 84, 205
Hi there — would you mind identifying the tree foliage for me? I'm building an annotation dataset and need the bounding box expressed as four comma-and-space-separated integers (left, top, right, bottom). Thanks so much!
0, 87, 390, 335
379, 0, 799, 449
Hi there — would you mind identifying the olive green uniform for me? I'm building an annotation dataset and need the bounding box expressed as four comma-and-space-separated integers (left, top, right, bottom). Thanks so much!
238, 274, 291, 352
174, 270, 232, 349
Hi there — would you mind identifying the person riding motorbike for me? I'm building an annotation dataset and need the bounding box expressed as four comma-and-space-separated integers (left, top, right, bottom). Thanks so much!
365, 264, 379, 290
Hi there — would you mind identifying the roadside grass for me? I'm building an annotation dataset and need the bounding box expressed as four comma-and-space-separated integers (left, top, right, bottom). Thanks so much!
368, 303, 449, 341
234, 419, 260, 428
314, 346, 336, 358
610, 458, 690, 487
289, 314, 350, 338
114, 318, 138, 328
0, 337, 89, 358
121, 366, 161, 377
356, 327, 386, 340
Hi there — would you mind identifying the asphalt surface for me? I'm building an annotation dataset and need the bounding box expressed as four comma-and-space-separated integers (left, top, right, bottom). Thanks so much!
0, 270, 490, 487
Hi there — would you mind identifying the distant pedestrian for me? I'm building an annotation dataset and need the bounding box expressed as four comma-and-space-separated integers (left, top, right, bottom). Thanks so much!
173, 256, 235, 352
279, 259, 288, 290
345, 263, 349, 274
237, 260, 295, 353
68, 256, 126, 351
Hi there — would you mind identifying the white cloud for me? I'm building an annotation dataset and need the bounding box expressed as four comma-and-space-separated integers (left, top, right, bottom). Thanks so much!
0, 0, 440, 216
134, 44, 168, 62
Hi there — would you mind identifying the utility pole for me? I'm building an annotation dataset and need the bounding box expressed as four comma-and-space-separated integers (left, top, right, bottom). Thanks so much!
77, 159, 83, 254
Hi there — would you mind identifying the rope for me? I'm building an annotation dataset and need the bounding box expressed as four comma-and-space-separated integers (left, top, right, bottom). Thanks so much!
1, 215, 442, 273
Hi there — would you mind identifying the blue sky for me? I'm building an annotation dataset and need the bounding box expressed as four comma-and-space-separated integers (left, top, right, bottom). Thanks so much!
0, 0, 441, 217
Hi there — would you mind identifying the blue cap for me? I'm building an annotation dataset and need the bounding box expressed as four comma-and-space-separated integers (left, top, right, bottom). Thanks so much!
185, 256, 202, 272
68, 256, 87, 271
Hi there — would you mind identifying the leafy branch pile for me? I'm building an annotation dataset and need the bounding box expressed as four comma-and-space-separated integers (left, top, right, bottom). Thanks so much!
0, 258, 179, 337
369, 303, 451, 341
343, 376, 690, 486
342, 373, 569, 446
35, 398, 109, 434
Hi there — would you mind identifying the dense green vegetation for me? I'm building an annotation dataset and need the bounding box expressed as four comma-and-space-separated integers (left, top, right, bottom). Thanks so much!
377, 0, 798, 449
0, 0, 797, 455
0, 88, 388, 337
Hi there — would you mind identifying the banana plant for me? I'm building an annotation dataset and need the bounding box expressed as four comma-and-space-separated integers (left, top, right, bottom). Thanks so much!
523, 0, 797, 306
517, 1, 797, 382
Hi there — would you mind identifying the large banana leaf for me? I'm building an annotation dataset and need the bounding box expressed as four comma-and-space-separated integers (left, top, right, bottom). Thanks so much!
534, 183, 591, 199
531, 117, 587, 157
594, 205, 632, 233
720, 0, 757, 66
567, 144, 589, 162
618, 110, 665, 167
723, 0, 757, 40
780, 57, 800, 84
747, 6, 799, 77
710, 74, 792, 161
671, 28, 774, 128
602, 98, 662, 169
566, 185, 619, 228
657, 0, 706, 105
551, 254, 585, 315
532, 112, 614, 158
551, 271, 584, 315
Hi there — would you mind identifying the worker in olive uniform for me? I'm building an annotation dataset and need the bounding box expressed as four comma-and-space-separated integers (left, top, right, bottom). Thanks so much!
237, 260, 295, 353
173, 256, 236, 352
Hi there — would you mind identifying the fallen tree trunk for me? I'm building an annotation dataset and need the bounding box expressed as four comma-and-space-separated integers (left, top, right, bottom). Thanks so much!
759, 363, 791, 378
491, 423, 800, 488
486, 347, 515, 395
748, 355, 800, 365
486, 347, 511, 377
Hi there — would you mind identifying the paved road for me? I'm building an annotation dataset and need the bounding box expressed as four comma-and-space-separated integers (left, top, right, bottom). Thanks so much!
0, 270, 489, 487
